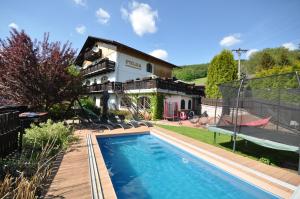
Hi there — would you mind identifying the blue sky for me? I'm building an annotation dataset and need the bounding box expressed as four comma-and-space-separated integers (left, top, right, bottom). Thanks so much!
1, 0, 300, 65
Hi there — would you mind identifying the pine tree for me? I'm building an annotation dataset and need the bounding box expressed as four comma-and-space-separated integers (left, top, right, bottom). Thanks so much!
206, 50, 237, 98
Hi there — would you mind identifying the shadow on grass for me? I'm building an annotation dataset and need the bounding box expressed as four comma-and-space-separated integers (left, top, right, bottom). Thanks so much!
218, 139, 299, 171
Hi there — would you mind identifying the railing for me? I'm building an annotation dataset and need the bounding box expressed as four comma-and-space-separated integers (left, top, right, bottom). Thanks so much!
0, 111, 21, 157
81, 58, 115, 77
84, 49, 102, 62
201, 98, 223, 107
85, 78, 205, 96
85, 82, 114, 93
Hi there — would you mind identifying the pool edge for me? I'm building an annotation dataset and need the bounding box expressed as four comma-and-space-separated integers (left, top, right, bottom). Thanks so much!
92, 128, 295, 199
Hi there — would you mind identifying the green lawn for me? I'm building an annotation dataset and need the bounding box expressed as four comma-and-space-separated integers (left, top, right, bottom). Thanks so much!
188, 77, 207, 85
156, 124, 299, 171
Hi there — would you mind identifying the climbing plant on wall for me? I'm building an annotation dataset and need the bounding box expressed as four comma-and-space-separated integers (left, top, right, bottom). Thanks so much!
150, 93, 164, 120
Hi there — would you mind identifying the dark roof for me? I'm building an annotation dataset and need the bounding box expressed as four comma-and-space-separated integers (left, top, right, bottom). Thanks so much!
74, 36, 177, 68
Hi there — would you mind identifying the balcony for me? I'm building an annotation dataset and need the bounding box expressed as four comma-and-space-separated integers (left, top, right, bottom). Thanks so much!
81, 58, 115, 77
84, 78, 205, 96
84, 49, 102, 62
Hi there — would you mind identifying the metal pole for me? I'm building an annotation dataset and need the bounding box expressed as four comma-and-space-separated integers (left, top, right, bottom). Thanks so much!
298, 149, 300, 175
296, 71, 300, 88
232, 48, 248, 80
233, 78, 244, 152
214, 99, 217, 125
238, 53, 241, 79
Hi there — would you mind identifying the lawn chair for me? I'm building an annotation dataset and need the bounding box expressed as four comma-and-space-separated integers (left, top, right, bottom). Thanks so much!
78, 115, 113, 131
131, 115, 153, 127
116, 115, 139, 128
80, 108, 114, 130
107, 113, 132, 129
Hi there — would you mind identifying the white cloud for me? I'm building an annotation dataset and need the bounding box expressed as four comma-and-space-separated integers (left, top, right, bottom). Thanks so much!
149, 49, 168, 60
75, 25, 86, 35
120, 7, 129, 20
121, 1, 158, 36
96, 8, 110, 24
73, 0, 86, 6
220, 34, 241, 47
8, 22, 19, 30
246, 49, 259, 59
282, 42, 297, 51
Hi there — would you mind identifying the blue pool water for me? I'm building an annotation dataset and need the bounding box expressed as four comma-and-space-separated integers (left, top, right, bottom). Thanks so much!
98, 134, 278, 199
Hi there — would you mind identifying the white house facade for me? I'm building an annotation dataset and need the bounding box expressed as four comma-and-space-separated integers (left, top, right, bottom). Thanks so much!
75, 36, 204, 119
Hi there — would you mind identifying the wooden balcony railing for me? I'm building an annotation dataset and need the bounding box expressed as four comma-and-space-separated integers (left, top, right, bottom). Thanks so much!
84, 78, 205, 96
84, 49, 102, 62
81, 58, 115, 77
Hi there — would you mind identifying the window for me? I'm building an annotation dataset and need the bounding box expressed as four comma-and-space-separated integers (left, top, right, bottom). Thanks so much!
86, 80, 91, 86
101, 76, 108, 83
120, 97, 130, 107
146, 63, 153, 73
188, 100, 192, 109
180, 99, 185, 110
138, 96, 151, 109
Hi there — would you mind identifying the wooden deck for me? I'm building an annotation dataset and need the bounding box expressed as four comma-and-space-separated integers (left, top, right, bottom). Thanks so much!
45, 130, 92, 199
45, 126, 300, 199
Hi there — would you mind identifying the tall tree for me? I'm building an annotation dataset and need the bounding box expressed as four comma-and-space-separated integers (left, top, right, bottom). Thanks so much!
245, 47, 299, 74
0, 29, 82, 110
260, 51, 275, 70
206, 50, 237, 98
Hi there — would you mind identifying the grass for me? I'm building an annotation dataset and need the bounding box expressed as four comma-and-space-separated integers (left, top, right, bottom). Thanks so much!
188, 77, 207, 85
156, 124, 299, 171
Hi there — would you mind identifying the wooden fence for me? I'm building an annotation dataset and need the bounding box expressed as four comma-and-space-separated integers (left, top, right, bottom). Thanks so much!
0, 111, 21, 157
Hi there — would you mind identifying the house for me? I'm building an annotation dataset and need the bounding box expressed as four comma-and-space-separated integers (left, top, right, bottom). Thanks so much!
74, 36, 204, 119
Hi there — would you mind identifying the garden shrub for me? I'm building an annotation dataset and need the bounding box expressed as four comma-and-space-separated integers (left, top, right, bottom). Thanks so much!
23, 120, 74, 152
259, 157, 271, 165
79, 96, 101, 115
1, 120, 77, 198
48, 102, 71, 121
109, 109, 132, 120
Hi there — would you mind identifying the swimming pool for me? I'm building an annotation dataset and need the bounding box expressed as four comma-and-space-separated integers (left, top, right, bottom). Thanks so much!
98, 133, 278, 199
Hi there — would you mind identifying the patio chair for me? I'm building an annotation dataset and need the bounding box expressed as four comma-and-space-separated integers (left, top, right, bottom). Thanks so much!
78, 115, 113, 131
116, 115, 139, 128
131, 115, 153, 127
107, 113, 132, 129
80, 108, 115, 130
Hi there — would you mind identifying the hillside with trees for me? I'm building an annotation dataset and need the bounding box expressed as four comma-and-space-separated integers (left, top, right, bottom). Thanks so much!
172, 46, 300, 99
244, 47, 300, 77
172, 63, 208, 83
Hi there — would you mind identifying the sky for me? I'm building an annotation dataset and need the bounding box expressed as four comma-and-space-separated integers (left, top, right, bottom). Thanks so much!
1, 0, 300, 65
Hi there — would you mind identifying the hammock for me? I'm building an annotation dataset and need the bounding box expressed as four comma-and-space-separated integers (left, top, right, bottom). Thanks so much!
224, 116, 271, 127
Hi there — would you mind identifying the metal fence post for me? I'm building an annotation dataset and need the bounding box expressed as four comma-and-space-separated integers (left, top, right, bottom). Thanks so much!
214, 99, 218, 125
233, 78, 244, 152
296, 71, 300, 88
298, 149, 300, 175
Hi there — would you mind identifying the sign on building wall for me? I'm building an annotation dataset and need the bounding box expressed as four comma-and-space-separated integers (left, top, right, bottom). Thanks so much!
125, 59, 141, 70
